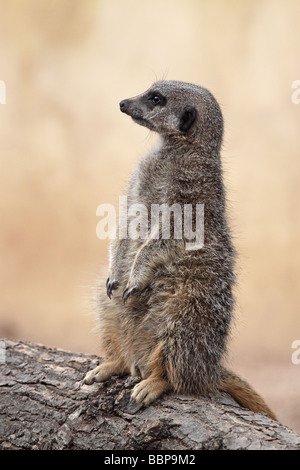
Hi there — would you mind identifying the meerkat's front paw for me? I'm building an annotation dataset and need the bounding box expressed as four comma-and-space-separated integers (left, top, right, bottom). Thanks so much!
106, 276, 120, 299
130, 378, 170, 406
122, 271, 146, 303
122, 284, 139, 303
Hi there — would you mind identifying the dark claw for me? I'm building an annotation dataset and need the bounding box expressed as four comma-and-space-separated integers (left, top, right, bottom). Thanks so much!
122, 286, 138, 304
106, 280, 120, 299
122, 287, 129, 303
82, 376, 95, 386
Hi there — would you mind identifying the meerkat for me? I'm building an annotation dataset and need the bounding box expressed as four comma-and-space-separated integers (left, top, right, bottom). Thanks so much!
84, 80, 277, 421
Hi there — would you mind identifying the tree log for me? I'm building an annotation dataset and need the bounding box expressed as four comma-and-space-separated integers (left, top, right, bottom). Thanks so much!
0, 338, 299, 451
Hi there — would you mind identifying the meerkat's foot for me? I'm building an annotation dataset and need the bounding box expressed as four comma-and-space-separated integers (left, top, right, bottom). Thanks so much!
130, 377, 170, 406
83, 361, 126, 385
106, 277, 120, 299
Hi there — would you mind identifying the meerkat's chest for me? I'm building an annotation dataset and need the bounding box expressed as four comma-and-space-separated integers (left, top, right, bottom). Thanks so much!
133, 154, 174, 205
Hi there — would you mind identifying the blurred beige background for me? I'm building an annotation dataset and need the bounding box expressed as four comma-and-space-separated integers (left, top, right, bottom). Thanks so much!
0, 0, 299, 432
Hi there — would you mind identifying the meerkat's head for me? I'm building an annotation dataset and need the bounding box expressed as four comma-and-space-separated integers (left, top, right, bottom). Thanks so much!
120, 80, 223, 150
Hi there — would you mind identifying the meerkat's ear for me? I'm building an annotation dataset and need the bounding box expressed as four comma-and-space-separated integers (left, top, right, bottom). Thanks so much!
179, 106, 197, 132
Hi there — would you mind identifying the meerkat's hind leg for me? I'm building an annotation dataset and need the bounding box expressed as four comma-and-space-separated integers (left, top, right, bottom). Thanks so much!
83, 360, 129, 385
130, 343, 171, 405
131, 375, 170, 406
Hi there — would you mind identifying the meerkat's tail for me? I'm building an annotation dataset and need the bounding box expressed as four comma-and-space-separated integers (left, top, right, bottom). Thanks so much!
219, 368, 277, 421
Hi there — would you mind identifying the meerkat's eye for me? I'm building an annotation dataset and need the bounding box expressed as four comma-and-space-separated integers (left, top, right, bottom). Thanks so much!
152, 96, 160, 104
148, 95, 160, 105
146, 92, 167, 107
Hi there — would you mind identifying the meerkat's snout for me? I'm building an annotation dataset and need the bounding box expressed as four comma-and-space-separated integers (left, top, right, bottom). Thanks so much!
119, 95, 153, 130
119, 100, 128, 112
119, 98, 142, 119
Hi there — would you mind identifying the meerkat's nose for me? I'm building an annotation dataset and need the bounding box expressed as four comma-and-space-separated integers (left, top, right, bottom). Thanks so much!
119, 100, 128, 112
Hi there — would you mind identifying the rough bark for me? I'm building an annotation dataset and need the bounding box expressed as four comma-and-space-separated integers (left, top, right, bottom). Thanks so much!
0, 339, 299, 451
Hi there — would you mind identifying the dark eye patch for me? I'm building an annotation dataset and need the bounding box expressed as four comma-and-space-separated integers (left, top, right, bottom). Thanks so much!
145, 91, 167, 108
